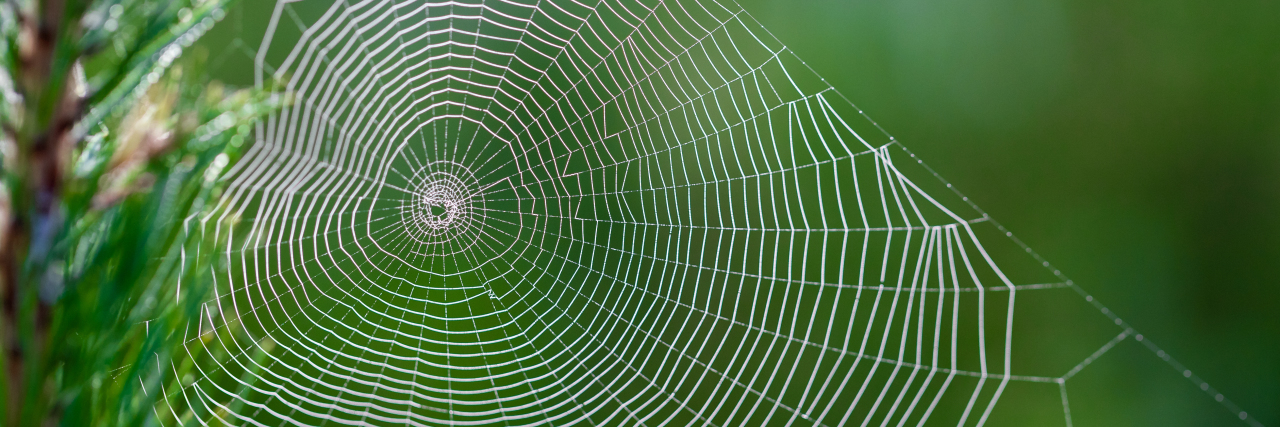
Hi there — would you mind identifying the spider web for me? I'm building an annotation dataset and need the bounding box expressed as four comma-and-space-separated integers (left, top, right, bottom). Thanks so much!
170, 0, 1263, 425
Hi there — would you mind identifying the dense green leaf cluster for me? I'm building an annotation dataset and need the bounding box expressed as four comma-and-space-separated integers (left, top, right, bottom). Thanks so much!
0, 1, 276, 425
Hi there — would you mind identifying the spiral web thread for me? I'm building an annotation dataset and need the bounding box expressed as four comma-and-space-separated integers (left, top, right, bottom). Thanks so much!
170, 0, 1262, 425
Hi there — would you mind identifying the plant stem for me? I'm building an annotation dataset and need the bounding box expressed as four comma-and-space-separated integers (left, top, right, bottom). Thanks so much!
2, 0, 82, 424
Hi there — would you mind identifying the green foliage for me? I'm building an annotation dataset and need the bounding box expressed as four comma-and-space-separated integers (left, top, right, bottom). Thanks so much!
55, 65, 279, 427
0, 0, 278, 425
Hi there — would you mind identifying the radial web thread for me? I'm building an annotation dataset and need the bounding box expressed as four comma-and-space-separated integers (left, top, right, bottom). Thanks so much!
168, 0, 1264, 425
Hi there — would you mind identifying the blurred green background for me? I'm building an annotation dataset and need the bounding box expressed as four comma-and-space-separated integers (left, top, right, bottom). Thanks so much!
735, 0, 1279, 424
194, 0, 1278, 424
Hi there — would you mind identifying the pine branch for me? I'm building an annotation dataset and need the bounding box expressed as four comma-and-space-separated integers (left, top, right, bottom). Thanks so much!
0, 0, 267, 424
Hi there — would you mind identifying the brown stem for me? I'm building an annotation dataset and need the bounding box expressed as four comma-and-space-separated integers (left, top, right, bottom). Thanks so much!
4, 0, 78, 424
0, 223, 23, 427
